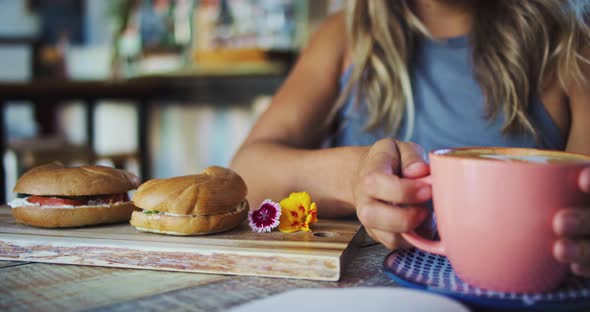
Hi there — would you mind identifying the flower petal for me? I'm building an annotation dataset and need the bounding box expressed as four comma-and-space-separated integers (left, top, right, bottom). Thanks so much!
279, 220, 301, 233
289, 192, 311, 210
277, 192, 319, 233
279, 195, 300, 213
307, 202, 318, 224
248, 199, 281, 233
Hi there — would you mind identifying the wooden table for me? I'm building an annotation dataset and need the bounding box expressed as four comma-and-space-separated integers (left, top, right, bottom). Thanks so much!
0, 243, 397, 311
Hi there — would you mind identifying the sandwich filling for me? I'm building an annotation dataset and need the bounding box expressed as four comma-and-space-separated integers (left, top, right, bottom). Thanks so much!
139, 210, 192, 217
8, 193, 131, 209
137, 200, 248, 217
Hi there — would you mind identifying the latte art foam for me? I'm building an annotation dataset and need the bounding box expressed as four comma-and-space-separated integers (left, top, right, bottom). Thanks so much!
437, 148, 590, 164
479, 154, 564, 163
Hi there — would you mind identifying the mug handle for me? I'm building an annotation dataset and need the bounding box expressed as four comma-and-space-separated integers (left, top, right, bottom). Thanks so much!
400, 176, 447, 255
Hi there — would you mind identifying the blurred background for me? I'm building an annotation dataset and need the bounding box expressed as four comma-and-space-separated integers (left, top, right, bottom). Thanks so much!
0, 0, 344, 201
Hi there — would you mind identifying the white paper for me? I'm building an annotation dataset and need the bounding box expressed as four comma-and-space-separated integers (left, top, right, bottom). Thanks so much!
228, 287, 470, 312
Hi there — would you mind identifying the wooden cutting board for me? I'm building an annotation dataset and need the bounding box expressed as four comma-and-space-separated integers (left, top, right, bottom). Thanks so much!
0, 206, 363, 281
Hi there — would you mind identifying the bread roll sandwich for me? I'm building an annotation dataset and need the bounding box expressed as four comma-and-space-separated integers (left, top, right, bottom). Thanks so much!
8, 163, 141, 228
130, 166, 249, 235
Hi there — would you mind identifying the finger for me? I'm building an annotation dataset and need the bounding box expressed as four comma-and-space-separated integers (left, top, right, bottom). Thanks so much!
397, 141, 429, 178
579, 167, 590, 193
366, 228, 411, 250
554, 239, 590, 264
553, 208, 590, 237
571, 263, 590, 277
362, 171, 431, 204
357, 200, 429, 233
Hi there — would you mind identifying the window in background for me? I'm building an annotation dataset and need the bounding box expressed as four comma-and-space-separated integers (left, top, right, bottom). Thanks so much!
0, 0, 38, 140
0, 0, 39, 200
150, 103, 255, 178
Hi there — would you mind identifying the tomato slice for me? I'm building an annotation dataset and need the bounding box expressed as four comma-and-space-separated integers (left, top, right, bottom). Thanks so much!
28, 196, 88, 206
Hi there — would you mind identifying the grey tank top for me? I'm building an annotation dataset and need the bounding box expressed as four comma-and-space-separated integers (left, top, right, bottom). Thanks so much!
330, 35, 565, 153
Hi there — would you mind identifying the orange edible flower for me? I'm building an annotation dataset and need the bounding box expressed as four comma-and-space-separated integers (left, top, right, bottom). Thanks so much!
278, 192, 318, 233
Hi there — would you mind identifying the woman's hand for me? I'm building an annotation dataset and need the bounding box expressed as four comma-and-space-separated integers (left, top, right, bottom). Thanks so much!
553, 167, 590, 276
353, 138, 432, 249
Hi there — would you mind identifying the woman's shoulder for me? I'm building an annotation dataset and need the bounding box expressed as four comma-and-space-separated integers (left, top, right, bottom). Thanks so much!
314, 10, 346, 42
300, 11, 348, 69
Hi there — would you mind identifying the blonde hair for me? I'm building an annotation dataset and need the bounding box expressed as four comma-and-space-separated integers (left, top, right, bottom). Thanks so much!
335, 0, 590, 139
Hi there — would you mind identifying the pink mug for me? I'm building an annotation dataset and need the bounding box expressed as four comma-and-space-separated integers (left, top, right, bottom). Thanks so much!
401, 147, 590, 293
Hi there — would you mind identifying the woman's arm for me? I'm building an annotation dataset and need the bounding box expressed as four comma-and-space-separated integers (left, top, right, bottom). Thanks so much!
565, 68, 590, 155
230, 13, 364, 217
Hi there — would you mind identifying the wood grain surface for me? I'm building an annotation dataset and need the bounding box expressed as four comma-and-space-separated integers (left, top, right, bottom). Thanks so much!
0, 206, 362, 281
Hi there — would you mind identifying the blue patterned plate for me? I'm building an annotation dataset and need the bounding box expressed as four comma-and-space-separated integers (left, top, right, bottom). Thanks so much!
384, 249, 590, 311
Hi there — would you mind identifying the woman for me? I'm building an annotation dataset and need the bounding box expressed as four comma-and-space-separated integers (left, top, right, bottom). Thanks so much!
231, 1, 590, 276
